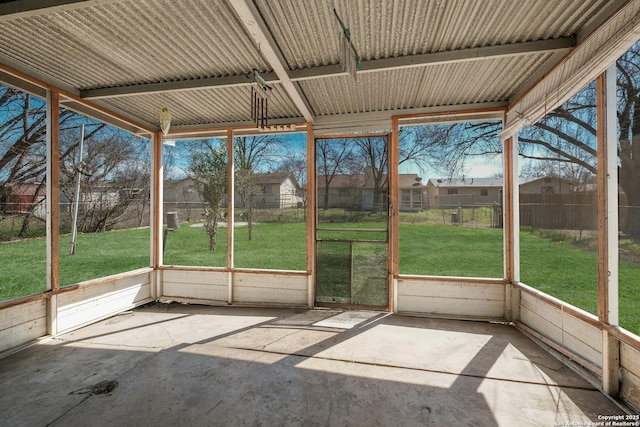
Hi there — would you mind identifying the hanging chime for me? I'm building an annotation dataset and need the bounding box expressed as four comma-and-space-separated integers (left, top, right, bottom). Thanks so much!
160, 106, 171, 136
251, 69, 272, 130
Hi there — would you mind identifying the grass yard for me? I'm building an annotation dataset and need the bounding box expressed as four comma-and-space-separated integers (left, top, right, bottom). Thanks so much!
164, 222, 307, 270
1, 221, 638, 334
399, 224, 504, 277
0, 227, 150, 301
520, 230, 640, 335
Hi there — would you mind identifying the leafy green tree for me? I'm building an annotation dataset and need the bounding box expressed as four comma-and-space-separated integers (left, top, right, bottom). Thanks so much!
233, 135, 283, 239
234, 168, 260, 240
188, 139, 227, 251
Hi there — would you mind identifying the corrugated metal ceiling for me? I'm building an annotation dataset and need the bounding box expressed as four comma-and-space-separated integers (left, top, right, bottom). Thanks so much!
0, 0, 636, 135
0, 0, 265, 89
258, 0, 603, 69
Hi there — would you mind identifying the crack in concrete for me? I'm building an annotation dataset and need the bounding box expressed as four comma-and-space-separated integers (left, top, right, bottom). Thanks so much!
255, 328, 304, 351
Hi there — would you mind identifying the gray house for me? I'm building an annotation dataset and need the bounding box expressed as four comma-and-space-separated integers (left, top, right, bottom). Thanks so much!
318, 169, 425, 212
426, 176, 577, 207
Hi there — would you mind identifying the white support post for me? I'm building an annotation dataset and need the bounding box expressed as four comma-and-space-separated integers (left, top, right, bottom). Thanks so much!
503, 133, 520, 321
227, 129, 234, 304
46, 91, 54, 293
151, 132, 163, 298
604, 65, 619, 326
306, 124, 315, 309
511, 134, 520, 285
45, 89, 60, 336
598, 64, 619, 396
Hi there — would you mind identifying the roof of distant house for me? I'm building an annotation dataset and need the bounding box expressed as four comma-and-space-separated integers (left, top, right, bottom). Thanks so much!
317, 174, 366, 188
426, 176, 572, 188
253, 172, 296, 185
398, 174, 424, 188
318, 173, 424, 188
4, 183, 46, 197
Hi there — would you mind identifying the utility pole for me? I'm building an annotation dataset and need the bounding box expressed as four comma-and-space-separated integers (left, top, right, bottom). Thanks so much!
69, 125, 85, 255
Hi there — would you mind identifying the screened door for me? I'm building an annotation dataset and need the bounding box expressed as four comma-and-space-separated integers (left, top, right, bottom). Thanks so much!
315, 135, 390, 309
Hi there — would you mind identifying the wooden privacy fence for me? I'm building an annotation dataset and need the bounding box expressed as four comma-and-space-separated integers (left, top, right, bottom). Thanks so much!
519, 193, 597, 230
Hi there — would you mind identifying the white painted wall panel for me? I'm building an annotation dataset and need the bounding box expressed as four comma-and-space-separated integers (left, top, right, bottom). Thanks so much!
162, 270, 228, 302
57, 271, 152, 333
233, 272, 307, 306
0, 299, 47, 353
621, 342, 640, 410
397, 279, 505, 319
519, 293, 563, 341
519, 291, 602, 368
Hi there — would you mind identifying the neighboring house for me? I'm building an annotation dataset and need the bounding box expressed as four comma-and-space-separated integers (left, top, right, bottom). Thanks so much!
164, 177, 201, 206
317, 174, 366, 210
426, 176, 577, 208
398, 174, 425, 211
0, 183, 47, 218
164, 173, 304, 210
1, 182, 143, 221
519, 176, 576, 194
251, 172, 304, 209
426, 178, 504, 208
318, 168, 425, 212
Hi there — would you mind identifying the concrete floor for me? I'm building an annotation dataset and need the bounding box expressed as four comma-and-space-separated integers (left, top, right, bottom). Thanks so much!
0, 303, 630, 426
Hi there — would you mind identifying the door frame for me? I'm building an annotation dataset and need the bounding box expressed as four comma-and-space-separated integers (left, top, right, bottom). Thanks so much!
312, 132, 393, 311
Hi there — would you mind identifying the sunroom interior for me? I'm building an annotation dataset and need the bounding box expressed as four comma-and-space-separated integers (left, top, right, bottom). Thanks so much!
1, 0, 640, 423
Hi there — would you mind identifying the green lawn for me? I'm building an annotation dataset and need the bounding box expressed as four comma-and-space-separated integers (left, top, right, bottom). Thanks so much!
399, 224, 504, 277
1, 221, 639, 334
520, 231, 640, 335
0, 227, 151, 301
164, 222, 307, 270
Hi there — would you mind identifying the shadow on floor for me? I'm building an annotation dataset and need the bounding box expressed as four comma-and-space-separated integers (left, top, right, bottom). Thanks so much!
0, 303, 627, 426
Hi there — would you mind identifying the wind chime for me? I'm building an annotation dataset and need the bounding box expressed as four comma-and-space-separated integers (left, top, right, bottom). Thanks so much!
334, 3, 361, 79
159, 93, 172, 137
251, 68, 272, 130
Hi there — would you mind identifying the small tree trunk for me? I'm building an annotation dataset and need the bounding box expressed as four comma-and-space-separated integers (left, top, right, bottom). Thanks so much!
17, 211, 33, 238
205, 211, 218, 252
324, 186, 330, 211
209, 235, 216, 252
247, 205, 253, 241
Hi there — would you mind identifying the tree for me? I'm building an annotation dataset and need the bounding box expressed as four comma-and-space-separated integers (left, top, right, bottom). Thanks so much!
0, 86, 109, 239
316, 138, 354, 211
404, 41, 640, 238
234, 168, 260, 240
234, 135, 283, 171
59, 127, 146, 232
616, 43, 640, 237
234, 135, 284, 239
188, 139, 227, 252
353, 136, 388, 212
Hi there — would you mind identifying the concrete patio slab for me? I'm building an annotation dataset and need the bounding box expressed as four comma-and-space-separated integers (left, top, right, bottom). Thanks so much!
0, 303, 630, 426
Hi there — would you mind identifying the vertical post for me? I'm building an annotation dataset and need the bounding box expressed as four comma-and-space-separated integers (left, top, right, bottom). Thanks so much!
306, 123, 316, 308
69, 124, 85, 255
151, 131, 163, 298
597, 67, 620, 326
503, 133, 520, 321
227, 129, 234, 304
389, 118, 400, 313
597, 66, 620, 396
46, 90, 60, 336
